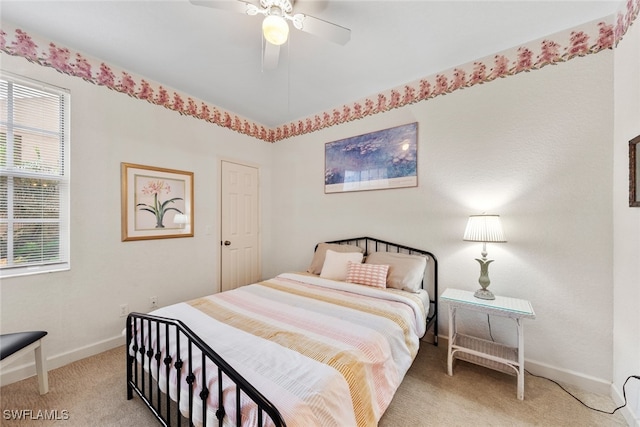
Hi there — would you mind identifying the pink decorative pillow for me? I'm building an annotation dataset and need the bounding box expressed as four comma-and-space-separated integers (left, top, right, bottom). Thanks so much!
346, 261, 389, 288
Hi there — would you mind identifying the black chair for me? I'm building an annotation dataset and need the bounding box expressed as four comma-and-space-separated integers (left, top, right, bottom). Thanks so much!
0, 331, 49, 394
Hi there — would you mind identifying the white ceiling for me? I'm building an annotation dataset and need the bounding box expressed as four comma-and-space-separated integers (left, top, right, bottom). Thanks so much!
0, 0, 623, 128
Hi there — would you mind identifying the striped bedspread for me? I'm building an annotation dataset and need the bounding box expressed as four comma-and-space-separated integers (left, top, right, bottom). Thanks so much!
137, 272, 428, 427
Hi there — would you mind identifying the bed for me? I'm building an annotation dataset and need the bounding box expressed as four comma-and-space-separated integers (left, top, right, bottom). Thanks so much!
126, 236, 438, 427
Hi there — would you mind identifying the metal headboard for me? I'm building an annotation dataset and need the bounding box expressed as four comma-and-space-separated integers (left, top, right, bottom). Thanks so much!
320, 236, 438, 346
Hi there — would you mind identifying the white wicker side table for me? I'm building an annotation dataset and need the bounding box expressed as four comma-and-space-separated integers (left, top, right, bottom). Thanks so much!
441, 288, 535, 400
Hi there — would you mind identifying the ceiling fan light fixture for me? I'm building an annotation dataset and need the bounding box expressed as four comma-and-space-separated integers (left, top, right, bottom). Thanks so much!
262, 15, 289, 45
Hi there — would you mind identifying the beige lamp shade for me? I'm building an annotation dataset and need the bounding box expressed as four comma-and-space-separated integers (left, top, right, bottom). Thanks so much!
463, 215, 506, 243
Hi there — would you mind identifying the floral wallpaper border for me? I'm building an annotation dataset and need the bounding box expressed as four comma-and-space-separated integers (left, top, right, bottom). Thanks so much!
1, 0, 638, 143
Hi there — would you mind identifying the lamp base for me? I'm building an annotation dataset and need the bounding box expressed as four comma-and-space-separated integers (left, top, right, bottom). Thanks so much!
474, 288, 495, 300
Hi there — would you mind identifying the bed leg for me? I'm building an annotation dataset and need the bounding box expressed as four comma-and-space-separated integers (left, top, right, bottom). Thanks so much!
126, 314, 133, 400
127, 353, 133, 400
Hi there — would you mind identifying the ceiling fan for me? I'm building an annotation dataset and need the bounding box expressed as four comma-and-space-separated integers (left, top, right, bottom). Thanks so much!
189, 0, 351, 69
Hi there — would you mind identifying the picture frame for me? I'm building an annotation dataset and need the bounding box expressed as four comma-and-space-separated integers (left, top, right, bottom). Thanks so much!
630, 136, 640, 207
324, 122, 418, 194
121, 163, 194, 241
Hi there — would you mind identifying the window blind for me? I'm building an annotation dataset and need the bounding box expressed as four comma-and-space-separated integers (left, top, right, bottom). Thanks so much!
0, 74, 70, 277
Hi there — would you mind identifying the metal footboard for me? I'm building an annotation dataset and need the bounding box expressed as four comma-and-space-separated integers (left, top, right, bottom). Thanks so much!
126, 312, 286, 427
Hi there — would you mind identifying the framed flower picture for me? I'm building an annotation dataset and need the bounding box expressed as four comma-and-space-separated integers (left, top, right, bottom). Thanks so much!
121, 163, 194, 241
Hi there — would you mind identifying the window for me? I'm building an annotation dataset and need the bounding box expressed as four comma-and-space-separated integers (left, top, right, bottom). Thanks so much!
0, 73, 70, 278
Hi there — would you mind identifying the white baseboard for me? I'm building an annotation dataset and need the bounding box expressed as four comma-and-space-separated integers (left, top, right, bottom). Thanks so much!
524, 358, 611, 395
612, 381, 640, 427
0, 334, 125, 387
436, 334, 611, 395
437, 334, 638, 423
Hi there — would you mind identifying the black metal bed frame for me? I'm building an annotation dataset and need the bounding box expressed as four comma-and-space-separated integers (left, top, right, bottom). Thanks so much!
126, 237, 438, 426
323, 236, 438, 346
126, 313, 286, 427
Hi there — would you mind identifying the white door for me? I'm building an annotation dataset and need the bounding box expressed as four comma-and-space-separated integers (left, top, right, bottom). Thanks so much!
220, 160, 260, 292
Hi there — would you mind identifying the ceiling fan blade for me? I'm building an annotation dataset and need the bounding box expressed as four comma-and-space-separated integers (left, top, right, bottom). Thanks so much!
188, 0, 253, 15
263, 40, 280, 69
297, 14, 351, 45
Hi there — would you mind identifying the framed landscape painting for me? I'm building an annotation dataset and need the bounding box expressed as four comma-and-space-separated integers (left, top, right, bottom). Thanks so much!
325, 122, 418, 194
121, 163, 194, 241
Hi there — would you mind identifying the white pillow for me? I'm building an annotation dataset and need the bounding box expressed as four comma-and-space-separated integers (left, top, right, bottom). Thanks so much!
320, 250, 364, 281
307, 243, 364, 275
365, 251, 427, 292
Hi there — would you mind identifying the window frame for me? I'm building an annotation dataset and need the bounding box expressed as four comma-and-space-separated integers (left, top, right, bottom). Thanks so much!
0, 72, 70, 278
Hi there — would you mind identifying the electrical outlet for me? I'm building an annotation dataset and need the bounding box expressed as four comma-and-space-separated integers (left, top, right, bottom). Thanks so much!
119, 304, 129, 317
150, 296, 158, 309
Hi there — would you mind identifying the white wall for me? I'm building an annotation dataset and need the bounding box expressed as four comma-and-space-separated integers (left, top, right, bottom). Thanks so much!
2, 20, 635, 407
270, 51, 616, 391
0, 53, 276, 382
613, 19, 640, 426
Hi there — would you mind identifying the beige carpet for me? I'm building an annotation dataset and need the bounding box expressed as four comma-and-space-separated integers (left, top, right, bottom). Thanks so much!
0, 343, 628, 426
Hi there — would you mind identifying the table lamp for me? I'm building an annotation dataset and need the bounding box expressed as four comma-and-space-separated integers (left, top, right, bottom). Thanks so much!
463, 214, 506, 300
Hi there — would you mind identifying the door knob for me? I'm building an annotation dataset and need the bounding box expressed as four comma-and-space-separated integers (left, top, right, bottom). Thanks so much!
223, 240, 231, 246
